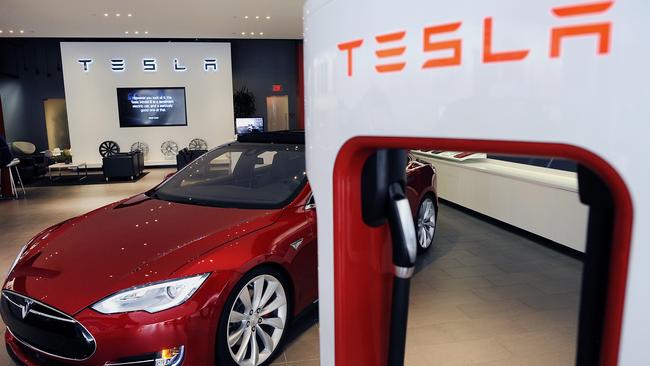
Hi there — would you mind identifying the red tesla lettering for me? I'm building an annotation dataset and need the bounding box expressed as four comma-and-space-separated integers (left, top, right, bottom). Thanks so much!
422, 22, 462, 69
483, 17, 529, 63
338, 39, 364, 77
337, 2, 615, 77
550, 1, 613, 58
375, 31, 407, 73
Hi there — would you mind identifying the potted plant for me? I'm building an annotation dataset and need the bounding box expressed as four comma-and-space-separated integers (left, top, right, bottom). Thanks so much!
233, 87, 256, 117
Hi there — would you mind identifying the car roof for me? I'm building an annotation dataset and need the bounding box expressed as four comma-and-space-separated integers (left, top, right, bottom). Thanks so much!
236, 130, 305, 145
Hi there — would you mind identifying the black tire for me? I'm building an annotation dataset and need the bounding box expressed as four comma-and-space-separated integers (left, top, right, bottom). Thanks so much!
216, 266, 292, 366
415, 195, 437, 254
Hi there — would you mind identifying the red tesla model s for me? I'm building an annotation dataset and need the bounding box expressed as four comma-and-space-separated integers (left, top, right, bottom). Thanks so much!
2, 131, 437, 366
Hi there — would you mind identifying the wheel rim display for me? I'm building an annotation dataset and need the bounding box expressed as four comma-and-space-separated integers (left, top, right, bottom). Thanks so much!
98, 141, 120, 157
130, 141, 149, 157
417, 198, 436, 249
160, 141, 179, 158
227, 274, 287, 366
188, 138, 208, 151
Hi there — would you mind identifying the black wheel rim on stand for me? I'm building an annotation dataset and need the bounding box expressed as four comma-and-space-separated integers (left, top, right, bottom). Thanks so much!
99, 141, 120, 157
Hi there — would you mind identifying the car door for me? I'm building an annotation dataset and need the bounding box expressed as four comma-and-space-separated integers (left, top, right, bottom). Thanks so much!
287, 191, 319, 313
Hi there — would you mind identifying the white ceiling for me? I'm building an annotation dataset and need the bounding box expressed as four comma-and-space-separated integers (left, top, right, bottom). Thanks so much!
0, 0, 304, 39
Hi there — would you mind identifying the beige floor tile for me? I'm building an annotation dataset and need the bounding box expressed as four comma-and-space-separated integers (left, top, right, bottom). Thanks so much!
495, 328, 577, 358
471, 284, 546, 303
442, 264, 506, 279
411, 288, 485, 307
419, 339, 512, 365
478, 351, 575, 366
434, 318, 529, 342
456, 299, 531, 320
518, 292, 580, 311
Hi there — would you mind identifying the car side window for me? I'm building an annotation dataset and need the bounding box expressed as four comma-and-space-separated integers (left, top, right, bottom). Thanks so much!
255, 151, 277, 169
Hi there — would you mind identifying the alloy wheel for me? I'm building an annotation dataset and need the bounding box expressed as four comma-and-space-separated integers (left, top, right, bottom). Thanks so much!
417, 197, 436, 249
227, 274, 288, 366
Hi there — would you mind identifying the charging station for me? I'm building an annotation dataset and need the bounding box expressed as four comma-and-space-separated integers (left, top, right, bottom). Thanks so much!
304, 0, 647, 364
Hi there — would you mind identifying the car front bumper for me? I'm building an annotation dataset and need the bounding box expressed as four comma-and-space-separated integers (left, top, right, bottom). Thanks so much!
3, 278, 229, 366
6, 303, 219, 366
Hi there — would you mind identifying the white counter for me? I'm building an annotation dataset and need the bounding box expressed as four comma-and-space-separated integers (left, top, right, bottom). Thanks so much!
412, 152, 589, 252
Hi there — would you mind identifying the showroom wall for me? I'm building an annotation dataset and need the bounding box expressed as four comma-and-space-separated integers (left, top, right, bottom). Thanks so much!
0, 39, 301, 154
60, 42, 233, 165
231, 40, 299, 128
0, 39, 65, 149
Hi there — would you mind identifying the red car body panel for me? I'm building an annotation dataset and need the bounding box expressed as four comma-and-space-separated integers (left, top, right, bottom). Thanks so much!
5, 195, 284, 316
3, 153, 434, 366
405, 156, 438, 216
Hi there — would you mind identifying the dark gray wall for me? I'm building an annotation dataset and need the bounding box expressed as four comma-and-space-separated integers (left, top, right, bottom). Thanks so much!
231, 40, 299, 130
0, 39, 300, 151
0, 40, 65, 150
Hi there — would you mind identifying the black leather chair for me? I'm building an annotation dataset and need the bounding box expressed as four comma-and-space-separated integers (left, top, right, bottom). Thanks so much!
102, 152, 144, 181
9, 142, 51, 182
176, 148, 207, 170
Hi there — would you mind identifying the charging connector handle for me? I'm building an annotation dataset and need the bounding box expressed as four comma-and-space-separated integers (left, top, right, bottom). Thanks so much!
387, 182, 417, 273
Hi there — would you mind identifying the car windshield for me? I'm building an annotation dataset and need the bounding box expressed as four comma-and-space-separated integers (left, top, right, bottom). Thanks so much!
151, 142, 306, 209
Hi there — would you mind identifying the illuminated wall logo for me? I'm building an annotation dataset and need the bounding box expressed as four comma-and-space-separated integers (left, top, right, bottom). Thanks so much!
77, 59, 93, 72
204, 58, 218, 71
76, 57, 218, 73
111, 59, 125, 72
174, 58, 187, 72
143, 58, 157, 72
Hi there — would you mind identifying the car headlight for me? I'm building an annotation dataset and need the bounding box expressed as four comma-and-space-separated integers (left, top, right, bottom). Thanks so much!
7, 244, 28, 275
92, 273, 210, 314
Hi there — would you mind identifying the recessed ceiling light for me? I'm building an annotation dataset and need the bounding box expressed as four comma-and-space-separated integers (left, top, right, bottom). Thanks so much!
104, 13, 109, 17
0, 30, 3, 34
266, 16, 271, 19
116, 13, 121, 17
259, 32, 264, 36
135, 31, 139, 34
125, 31, 129, 34
9, 30, 14, 34
144, 31, 149, 34
19, 30, 24, 34
250, 32, 255, 35
127, 13, 132, 17
255, 16, 260, 19
244, 15, 249, 19
241, 32, 246, 35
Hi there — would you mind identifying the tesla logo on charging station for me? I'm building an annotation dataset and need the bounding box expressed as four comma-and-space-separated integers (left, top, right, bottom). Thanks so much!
338, 1, 613, 76
76, 57, 219, 73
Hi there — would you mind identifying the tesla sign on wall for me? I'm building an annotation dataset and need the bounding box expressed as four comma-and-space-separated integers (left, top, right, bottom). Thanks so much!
60, 42, 234, 166
76, 57, 220, 73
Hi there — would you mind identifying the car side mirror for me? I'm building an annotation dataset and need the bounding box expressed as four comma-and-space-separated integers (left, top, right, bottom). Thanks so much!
305, 195, 316, 210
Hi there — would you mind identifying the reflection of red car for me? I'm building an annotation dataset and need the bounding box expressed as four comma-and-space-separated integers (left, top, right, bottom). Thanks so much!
2, 132, 437, 366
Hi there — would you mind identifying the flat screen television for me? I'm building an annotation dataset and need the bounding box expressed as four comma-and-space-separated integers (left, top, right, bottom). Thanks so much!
235, 117, 265, 135
117, 87, 187, 127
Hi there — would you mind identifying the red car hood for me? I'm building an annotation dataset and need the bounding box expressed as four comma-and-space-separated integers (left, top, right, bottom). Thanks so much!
5, 194, 283, 315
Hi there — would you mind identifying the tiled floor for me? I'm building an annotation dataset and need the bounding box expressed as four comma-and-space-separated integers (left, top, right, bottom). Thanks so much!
403, 206, 582, 366
0, 168, 583, 365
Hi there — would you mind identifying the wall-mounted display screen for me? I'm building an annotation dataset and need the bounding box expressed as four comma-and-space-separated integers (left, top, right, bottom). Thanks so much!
117, 87, 188, 127
235, 117, 264, 135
